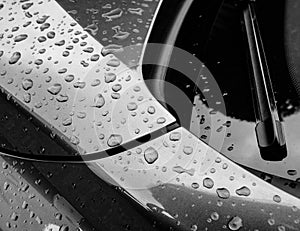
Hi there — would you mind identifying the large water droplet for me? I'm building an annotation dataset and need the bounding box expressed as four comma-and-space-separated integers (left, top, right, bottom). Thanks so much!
62, 117, 72, 126
14, 34, 28, 42
93, 94, 105, 108
47, 83, 62, 95
64, 74, 74, 82
22, 79, 33, 90
183, 146, 193, 155
102, 8, 123, 21
104, 73, 117, 83
228, 216, 243, 230
9, 52, 21, 64
169, 132, 181, 141
203, 177, 214, 189
235, 186, 251, 197
144, 147, 159, 164
273, 194, 281, 203
101, 44, 124, 56
127, 102, 138, 111
107, 58, 120, 67
107, 134, 123, 147
216, 188, 230, 199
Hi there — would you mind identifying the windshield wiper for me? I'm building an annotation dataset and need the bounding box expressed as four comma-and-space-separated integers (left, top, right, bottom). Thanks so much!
243, 1, 287, 161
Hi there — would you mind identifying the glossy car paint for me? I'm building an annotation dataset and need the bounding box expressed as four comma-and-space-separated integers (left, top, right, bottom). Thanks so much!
0, 0, 299, 231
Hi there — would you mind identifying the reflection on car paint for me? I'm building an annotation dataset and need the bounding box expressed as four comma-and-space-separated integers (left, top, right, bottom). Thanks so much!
90, 127, 300, 230
0, 0, 175, 156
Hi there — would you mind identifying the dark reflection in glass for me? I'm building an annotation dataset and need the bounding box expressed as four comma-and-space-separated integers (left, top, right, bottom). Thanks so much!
145, 0, 300, 180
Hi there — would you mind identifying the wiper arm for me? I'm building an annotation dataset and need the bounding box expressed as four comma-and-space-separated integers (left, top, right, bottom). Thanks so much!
243, 1, 287, 161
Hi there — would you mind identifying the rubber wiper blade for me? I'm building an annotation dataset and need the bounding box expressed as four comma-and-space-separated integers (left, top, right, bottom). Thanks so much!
243, 2, 287, 161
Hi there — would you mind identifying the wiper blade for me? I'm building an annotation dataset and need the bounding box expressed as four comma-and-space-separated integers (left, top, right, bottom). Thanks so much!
243, 1, 287, 161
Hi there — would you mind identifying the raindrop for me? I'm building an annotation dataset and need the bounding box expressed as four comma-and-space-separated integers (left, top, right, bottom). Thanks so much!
157, 117, 166, 124
273, 195, 281, 203
91, 79, 101, 87
70, 135, 80, 145
107, 134, 123, 147
228, 216, 243, 230
23, 92, 31, 103
38, 36, 47, 43
107, 58, 120, 67
101, 44, 124, 56
93, 94, 105, 108
169, 132, 181, 141
144, 147, 159, 164
216, 188, 230, 199
147, 106, 156, 114
287, 169, 297, 176
235, 186, 251, 197
46, 31, 55, 39
210, 212, 219, 221
102, 8, 123, 21
73, 81, 86, 89
112, 83, 122, 92
91, 54, 100, 61
191, 182, 199, 189
56, 94, 69, 102
9, 52, 21, 64
22, 79, 33, 90
183, 146, 193, 155
203, 177, 214, 189
64, 74, 74, 82
104, 73, 117, 83
62, 117, 72, 126
47, 83, 62, 95
127, 102, 138, 111
22, 2, 33, 10
14, 34, 28, 42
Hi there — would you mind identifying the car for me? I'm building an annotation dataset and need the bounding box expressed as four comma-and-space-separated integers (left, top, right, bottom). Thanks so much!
0, 0, 300, 230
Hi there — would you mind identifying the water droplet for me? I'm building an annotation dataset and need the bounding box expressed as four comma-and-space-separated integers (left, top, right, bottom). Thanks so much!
210, 212, 219, 221
157, 117, 166, 124
112, 83, 122, 92
62, 117, 72, 126
191, 182, 199, 189
228, 216, 243, 230
9, 51, 21, 64
91, 79, 101, 87
64, 74, 74, 82
102, 8, 123, 21
56, 94, 69, 102
127, 102, 138, 111
169, 132, 181, 141
47, 83, 62, 95
107, 58, 120, 67
46, 31, 55, 39
76, 111, 86, 119
101, 44, 124, 56
73, 81, 86, 89
183, 146, 193, 155
22, 79, 33, 90
22, 2, 33, 10
216, 188, 230, 199
23, 92, 31, 103
93, 94, 105, 108
287, 169, 297, 176
14, 34, 28, 42
273, 195, 281, 203
203, 177, 214, 189
91, 54, 100, 61
70, 135, 80, 145
144, 147, 158, 164
235, 186, 251, 197
107, 134, 123, 147
104, 73, 117, 83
